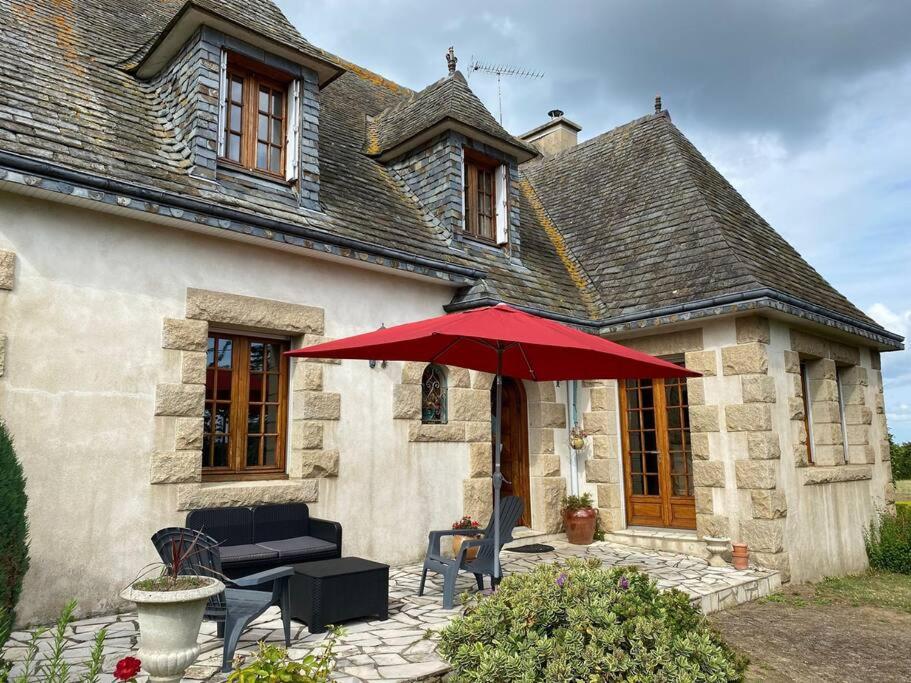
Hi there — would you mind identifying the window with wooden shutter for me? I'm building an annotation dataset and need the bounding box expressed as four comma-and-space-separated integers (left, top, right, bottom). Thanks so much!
463, 149, 503, 243
219, 53, 295, 179
203, 332, 289, 480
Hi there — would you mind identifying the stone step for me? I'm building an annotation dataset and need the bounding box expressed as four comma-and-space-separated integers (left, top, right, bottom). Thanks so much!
605, 526, 708, 559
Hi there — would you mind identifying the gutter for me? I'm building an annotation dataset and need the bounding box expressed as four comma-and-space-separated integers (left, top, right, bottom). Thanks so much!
446, 289, 904, 348
0, 151, 485, 282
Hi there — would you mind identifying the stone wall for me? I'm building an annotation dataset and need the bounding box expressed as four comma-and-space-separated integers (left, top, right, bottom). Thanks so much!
525, 381, 567, 533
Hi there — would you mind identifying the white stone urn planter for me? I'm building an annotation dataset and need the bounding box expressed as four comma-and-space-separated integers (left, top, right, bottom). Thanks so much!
704, 536, 731, 567
120, 577, 224, 683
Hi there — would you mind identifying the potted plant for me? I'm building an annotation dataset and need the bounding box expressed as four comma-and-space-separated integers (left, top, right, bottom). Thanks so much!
562, 493, 597, 545
120, 531, 224, 683
451, 515, 483, 560
569, 423, 588, 451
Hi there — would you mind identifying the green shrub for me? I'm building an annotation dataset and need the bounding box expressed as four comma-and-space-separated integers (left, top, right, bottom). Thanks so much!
891, 435, 911, 481
438, 558, 745, 682
228, 630, 342, 683
865, 507, 911, 574
0, 420, 29, 658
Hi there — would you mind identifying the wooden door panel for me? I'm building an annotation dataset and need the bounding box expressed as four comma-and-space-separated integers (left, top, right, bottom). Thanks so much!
494, 378, 532, 526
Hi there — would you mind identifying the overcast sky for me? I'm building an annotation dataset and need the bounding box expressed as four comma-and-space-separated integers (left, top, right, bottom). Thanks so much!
278, 0, 911, 439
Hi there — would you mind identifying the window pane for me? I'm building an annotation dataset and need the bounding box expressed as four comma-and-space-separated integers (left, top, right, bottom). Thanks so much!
671, 451, 686, 474
632, 474, 644, 495
257, 142, 267, 169
247, 405, 261, 435
249, 374, 263, 403
214, 435, 229, 467
672, 475, 688, 496
216, 370, 232, 401
668, 429, 683, 446
246, 436, 260, 467
217, 338, 233, 369
203, 406, 212, 434
207, 337, 216, 367
269, 147, 281, 173
258, 113, 268, 140
628, 431, 641, 452
645, 451, 659, 474
230, 105, 242, 132
265, 404, 278, 433
626, 387, 639, 409
231, 77, 243, 102
266, 374, 279, 403
642, 410, 655, 430
666, 383, 680, 407
668, 407, 681, 429
263, 436, 277, 466
202, 434, 210, 467
644, 430, 657, 452
205, 368, 216, 399
259, 88, 269, 112
646, 474, 660, 496
266, 344, 279, 371
629, 452, 643, 473
272, 91, 283, 116
215, 404, 230, 434
628, 411, 640, 430
250, 343, 264, 372
272, 118, 282, 143
228, 134, 241, 161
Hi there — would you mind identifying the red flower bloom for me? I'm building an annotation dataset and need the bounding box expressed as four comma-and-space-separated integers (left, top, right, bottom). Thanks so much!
114, 656, 142, 681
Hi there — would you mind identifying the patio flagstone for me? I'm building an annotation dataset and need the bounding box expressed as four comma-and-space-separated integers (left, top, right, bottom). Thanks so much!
3, 538, 779, 682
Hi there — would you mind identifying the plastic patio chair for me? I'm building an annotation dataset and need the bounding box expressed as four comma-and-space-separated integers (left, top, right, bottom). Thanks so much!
151, 527, 294, 673
418, 496, 524, 609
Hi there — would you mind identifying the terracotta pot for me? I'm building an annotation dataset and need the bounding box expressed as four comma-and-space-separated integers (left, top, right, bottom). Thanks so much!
452, 533, 482, 560
731, 542, 749, 570
563, 507, 597, 545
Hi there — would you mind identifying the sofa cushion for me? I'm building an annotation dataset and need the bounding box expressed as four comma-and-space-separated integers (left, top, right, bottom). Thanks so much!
187, 506, 253, 547
256, 536, 337, 561
252, 504, 310, 543
218, 543, 279, 566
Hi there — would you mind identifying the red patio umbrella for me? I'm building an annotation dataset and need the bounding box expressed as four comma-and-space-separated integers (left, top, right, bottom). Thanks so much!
287, 303, 698, 579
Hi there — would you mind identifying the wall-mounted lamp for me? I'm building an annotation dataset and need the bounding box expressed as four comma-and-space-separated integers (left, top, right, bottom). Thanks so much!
369, 323, 387, 369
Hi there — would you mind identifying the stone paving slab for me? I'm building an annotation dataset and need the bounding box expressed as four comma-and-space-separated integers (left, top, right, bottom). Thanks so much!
3, 539, 779, 682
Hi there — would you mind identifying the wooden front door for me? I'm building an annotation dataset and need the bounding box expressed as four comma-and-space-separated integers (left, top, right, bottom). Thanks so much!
493, 378, 532, 526
619, 377, 696, 529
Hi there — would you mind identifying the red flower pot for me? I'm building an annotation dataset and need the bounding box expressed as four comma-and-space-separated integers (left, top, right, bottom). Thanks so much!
563, 507, 597, 545
732, 542, 749, 570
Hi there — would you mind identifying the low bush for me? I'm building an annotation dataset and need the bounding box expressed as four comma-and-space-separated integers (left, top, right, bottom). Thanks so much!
890, 435, 911, 481
865, 506, 911, 574
438, 558, 745, 682
228, 629, 342, 683
0, 420, 29, 660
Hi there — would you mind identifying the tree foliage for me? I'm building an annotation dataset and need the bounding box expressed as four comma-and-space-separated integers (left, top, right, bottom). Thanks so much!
0, 420, 29, 656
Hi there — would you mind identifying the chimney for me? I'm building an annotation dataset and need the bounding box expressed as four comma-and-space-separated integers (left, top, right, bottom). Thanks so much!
518, 110, 582, 159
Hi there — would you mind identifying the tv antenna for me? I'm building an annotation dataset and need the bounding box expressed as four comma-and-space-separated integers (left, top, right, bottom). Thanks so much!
468, 57, 544, 124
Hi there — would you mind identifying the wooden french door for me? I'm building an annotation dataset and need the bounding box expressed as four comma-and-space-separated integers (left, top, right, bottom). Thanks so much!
619, 377, 696, 529
493, 378, 532, 527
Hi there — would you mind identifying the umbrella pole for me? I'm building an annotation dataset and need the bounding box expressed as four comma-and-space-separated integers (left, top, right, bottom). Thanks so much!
492, 346, 503, 585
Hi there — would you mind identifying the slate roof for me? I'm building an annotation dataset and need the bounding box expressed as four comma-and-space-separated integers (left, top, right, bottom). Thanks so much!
0, 0, 898, 345
522, 111, 885, 330
366, 71, 537, 161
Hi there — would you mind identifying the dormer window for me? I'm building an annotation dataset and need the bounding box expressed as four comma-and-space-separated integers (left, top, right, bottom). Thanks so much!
218, 52, 300, 181
463, 148, 509, 244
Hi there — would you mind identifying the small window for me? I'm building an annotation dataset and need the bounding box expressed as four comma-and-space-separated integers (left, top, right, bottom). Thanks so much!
220, 53, 291, 177
421, 364, 448, 424
799, 361, 815, 464
203, 332, 289, 479
463, 149, 508, 243
835, 366, 850, 463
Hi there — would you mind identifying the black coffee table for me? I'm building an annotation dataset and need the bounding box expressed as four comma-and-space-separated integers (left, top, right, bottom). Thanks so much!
289, 557, 389, 633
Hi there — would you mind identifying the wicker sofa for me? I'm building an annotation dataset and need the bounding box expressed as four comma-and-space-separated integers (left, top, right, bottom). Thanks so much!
186, 503, 342, 579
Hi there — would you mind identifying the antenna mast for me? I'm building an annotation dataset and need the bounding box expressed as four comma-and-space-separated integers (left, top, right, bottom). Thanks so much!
468, 57, 543, 124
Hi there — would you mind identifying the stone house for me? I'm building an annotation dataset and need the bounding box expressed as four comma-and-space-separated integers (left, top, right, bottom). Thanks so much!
0, 0, 901, 622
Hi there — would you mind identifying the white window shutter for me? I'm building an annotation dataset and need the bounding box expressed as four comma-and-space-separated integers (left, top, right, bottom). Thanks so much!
495, 164, 509, 244
216, 48, 228, 158
285, 79, 301, 182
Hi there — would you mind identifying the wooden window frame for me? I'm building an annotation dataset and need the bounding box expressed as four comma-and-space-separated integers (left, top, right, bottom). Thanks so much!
220, 53, 291, 180
619, 374, 696, 530
799, 360, 815, 465
463, 148, 501, 244
203, 332, 290, 482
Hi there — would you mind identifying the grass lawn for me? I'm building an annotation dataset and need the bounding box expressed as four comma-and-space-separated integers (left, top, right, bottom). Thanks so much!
709, 571, 911, 682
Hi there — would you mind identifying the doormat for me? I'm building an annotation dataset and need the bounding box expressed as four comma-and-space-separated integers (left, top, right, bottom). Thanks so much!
506, 543, 555, 553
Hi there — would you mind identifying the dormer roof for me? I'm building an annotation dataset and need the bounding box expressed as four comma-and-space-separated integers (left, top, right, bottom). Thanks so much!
130, 0, 344, 85
365, 71, 538, 163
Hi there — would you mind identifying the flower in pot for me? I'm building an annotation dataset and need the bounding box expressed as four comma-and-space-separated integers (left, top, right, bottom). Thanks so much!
562, 493, 598, 545
451, 515, 483, 560
120, 530, 224, 683
114, 656, 142, 682
569, 423, 588, 451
